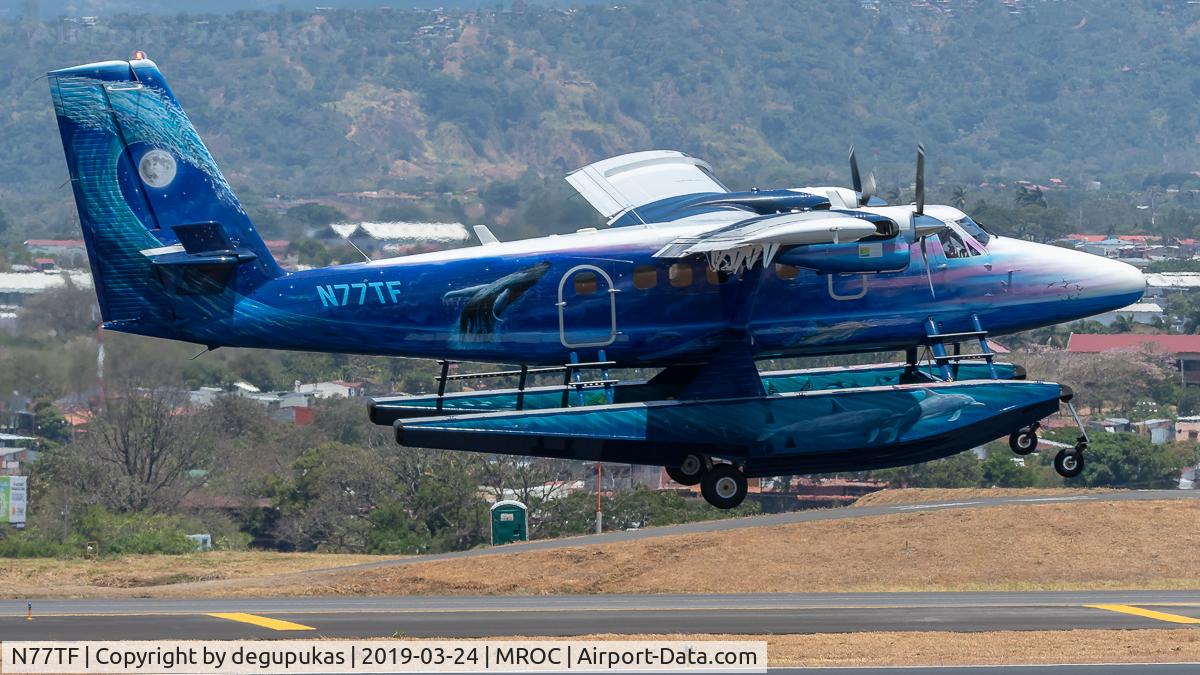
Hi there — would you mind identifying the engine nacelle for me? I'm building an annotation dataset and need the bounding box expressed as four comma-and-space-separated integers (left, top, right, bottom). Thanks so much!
776, 237, 911, 273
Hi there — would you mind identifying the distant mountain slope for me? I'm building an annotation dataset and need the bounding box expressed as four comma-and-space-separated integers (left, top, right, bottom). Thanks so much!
16, 1, 506, 18
4, 0, 1200, 228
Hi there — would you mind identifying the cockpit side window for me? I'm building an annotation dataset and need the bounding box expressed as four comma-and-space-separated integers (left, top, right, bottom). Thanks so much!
938, 228, 969, 259
955, 216, 991, 246
938, 226, 980, 259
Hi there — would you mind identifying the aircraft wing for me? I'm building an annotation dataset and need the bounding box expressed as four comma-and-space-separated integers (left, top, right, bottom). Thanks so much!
565, 150, 728, 224
653, 211, 880, 263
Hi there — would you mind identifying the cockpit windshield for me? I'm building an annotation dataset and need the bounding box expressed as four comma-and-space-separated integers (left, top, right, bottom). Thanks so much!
955, 215, 991, 246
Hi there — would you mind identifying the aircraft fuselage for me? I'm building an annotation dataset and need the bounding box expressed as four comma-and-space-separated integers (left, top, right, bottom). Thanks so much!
199, 218, 1144, 367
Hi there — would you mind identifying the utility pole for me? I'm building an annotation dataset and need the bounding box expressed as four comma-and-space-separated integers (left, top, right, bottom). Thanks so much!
595, 462, 603, 534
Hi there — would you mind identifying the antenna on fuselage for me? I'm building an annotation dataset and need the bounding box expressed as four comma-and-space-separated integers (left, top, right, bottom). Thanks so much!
330, 223, 372, 263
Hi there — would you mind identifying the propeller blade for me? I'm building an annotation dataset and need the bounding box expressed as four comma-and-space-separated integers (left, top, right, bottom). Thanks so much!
915, 144, 926, 215
849, 145, 862, 194
920, 235, 936, 299
859, 171, 877, 207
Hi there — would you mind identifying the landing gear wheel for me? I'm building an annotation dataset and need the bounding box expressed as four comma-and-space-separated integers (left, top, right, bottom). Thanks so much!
700, 464, 747, 510
1054, 447, 1085, 478
1009, 429, 1038, 455
666, 454, 706, 486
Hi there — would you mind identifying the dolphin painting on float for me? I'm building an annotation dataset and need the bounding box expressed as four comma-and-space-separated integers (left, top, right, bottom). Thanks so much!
758, 396, 922, 450
917, 389, 985, 422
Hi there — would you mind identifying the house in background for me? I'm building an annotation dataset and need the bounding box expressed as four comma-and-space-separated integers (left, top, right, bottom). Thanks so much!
1176, 416, 1200, 442
1132, 418, 1176, 445
0, 432, 37, 475
22, 239, 88, 268
1067, 333, 1200, 386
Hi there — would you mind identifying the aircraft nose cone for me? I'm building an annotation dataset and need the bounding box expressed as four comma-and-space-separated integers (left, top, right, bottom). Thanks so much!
1089, 256, 1145, 311
1106, 257, 1146, 301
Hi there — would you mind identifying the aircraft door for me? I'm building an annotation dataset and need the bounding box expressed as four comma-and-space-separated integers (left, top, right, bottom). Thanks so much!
558, 264, 617, 348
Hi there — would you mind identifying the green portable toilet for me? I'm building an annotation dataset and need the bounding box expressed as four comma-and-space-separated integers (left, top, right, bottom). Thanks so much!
490, 500, 528, 545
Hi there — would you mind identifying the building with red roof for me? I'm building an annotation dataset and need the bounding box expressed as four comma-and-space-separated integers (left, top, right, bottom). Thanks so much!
1068, 333, 1200, 385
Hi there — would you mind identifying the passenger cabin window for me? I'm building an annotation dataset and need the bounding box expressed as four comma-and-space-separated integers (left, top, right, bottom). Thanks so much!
706, 267, 720, 285
574, 271, 598, 295
633, 265, 658, 289
669, 263, 693, 287
775, 264, 799, 280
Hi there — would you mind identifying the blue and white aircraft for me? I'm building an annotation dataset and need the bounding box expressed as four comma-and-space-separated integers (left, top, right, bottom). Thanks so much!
49, 57, 1145, 507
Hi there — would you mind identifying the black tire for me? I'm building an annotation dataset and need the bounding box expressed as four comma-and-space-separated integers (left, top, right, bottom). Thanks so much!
666, 456, 706, 487
700, 464, 747, 509
1054, 448, 1085, 478
1009, 430, 1038, 456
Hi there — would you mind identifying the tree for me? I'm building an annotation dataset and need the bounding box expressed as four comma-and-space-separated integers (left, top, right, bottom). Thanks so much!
870, 452, 982, 487
276, 442, 387, 552
286, 203, 347, 229
981, 451, 1035, 487
57, 382, 206, 512
16, 281, 97, 339
32, 401, 70, 445
1076, 433, 1185, 488
951, 186, 967, 210
1111, 314, 1137, 333
474, 455, 573, 529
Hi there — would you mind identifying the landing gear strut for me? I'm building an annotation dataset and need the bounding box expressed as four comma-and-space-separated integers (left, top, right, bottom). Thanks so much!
665, 454, 707, 486
700, 463, 748, 510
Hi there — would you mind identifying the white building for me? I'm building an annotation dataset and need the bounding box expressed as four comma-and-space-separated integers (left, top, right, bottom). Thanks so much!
0, 271, 94, 333
1093, 301, 1164, 327
1144, 272, 1200, 299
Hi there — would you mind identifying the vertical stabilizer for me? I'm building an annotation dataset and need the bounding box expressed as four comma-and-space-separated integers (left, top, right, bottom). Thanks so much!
48, 58, 282, 337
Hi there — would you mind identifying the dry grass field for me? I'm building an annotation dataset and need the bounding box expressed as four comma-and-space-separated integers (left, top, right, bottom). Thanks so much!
852, 487, 1118, 507
0, 551, 389, 598
4, 495, 1197, 598
495, 630, 1200, 667
269, 499, 1200, 597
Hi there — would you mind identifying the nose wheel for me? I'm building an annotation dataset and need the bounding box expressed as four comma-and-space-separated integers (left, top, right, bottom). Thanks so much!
700, 463, 748, 510
1054, 438, 1087, 478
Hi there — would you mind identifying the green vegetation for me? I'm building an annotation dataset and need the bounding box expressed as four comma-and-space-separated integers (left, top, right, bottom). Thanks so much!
6, 1, 1200, 243
871, 431, 1193, 491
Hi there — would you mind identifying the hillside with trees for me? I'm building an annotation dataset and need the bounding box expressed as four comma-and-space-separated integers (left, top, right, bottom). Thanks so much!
5, 1, 1200, 242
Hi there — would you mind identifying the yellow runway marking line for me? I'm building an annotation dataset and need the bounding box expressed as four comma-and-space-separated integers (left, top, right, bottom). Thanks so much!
207, 612, 315, 631
1086, 604, 1200, 624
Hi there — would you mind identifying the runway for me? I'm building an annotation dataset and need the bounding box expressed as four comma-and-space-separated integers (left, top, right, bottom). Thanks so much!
5, 492, 1200, 673
4, 591, 1200, 640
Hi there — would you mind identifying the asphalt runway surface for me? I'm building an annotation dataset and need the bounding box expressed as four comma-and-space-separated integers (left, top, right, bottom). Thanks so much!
4, 490, 1200, 671
4, 591, 1200, 640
